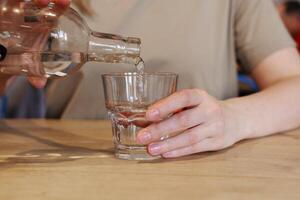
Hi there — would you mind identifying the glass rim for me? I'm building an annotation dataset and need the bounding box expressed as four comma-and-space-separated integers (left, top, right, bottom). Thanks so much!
101, 72, 178, 78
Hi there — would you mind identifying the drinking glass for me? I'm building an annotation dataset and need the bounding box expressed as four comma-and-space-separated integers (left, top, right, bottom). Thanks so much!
102, 72, 178, 160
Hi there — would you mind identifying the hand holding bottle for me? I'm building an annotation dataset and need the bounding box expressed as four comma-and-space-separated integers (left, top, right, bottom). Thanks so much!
1, 0, 140, 79
0, 0, 70, 94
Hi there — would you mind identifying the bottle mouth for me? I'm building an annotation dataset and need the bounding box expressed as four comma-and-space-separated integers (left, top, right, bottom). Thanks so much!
124, 37, 141, 59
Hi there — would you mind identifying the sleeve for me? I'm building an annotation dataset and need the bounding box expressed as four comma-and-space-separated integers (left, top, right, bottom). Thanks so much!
234, 0, 296, 72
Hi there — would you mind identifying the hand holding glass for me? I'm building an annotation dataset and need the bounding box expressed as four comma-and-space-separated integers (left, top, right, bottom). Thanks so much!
102, 72, 178, 160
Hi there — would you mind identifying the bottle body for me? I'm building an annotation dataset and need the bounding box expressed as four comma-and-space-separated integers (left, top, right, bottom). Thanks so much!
0, 1, 141, 78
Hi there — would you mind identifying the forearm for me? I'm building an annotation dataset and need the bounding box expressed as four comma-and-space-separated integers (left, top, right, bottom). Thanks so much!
223, 75, 300, 141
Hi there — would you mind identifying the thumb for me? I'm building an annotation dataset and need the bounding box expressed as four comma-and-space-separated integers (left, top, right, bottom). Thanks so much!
28, 76, 47, 89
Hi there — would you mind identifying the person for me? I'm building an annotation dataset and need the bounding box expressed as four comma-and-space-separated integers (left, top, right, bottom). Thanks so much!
3, 0, 300, 158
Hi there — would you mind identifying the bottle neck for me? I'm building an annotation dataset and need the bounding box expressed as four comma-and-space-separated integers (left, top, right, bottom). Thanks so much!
88, 31, 141, 65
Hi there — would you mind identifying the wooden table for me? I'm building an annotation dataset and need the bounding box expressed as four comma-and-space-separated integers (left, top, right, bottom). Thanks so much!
0, 120, 299, 200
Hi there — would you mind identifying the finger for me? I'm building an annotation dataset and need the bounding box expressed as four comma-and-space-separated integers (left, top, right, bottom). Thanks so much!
162, 138, 221, 158
31, 27, 50, 51
137, 108, 205, 144
22, 53, 44, 77
50, 0, 71, 15
146, 89, 206, 122
28, 77, 47, 89
24, 31, 48, 76
147, 124, 218, 156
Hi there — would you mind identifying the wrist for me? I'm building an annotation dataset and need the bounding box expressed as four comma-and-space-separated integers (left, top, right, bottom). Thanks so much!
221, 98, 254, 142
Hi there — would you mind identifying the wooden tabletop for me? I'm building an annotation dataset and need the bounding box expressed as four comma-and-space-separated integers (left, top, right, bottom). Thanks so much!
0, 120, 299, 200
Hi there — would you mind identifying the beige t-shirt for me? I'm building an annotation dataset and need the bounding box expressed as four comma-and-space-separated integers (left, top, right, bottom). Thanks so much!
47, 0, 294, 119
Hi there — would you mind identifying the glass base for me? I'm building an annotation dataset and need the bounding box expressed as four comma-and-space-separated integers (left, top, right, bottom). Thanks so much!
115, 144, 161, 161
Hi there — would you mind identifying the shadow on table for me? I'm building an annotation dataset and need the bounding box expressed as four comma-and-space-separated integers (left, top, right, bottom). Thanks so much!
0, 121, 114, 170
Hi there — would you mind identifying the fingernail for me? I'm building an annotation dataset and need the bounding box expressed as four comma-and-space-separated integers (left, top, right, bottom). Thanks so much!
137, 132, 151, 144
148, 109, 160, 119
149, 143, 161, 155
163, 152, 173, 158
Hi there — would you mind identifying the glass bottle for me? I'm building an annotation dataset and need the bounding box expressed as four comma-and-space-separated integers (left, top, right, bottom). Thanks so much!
0, 0, 141, 78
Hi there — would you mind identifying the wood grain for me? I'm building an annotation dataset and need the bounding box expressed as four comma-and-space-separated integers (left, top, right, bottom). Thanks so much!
0, 120, 299, 200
